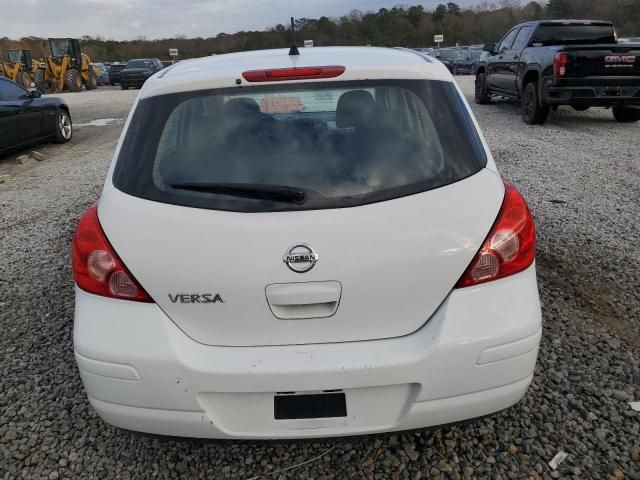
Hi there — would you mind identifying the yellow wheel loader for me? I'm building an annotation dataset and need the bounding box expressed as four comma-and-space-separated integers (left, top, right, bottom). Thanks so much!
34, 38, 99, 93
0, 49, 35, 88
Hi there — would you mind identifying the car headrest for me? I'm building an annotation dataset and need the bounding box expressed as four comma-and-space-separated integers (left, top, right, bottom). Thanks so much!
336, 90, 375, 128
223, 97, 262, 117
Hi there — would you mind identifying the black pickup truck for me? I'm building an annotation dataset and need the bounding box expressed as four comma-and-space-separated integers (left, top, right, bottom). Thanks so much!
475, 20, 640, 124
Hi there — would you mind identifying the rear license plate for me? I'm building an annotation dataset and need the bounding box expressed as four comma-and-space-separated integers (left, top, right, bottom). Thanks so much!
274, 392, 347, 420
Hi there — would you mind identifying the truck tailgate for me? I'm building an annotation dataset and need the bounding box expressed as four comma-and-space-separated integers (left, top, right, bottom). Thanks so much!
564, 44, 640, 83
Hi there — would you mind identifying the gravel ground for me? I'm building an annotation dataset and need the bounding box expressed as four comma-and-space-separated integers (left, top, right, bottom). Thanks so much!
1, 78, 639, 480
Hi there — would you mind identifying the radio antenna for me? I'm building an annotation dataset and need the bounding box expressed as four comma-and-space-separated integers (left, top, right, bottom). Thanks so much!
288, 17, 300, 56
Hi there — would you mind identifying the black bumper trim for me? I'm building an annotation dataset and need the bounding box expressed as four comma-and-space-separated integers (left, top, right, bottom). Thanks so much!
544, 84, 640, 106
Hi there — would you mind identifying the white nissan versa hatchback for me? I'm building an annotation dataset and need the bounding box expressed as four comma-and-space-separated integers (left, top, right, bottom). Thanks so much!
72, 47, 542, 439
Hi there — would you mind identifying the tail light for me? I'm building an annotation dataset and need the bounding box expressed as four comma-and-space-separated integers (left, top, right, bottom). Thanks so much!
242, 66, 345, 82
72, 202, 153, 302
456, 181, 536, 288
554, 52, 568, 77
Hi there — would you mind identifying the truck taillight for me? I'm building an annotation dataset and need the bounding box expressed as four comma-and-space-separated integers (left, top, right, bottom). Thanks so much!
456, 181, 536, 288
554, 52, 569, 77
72, 202, 153, 302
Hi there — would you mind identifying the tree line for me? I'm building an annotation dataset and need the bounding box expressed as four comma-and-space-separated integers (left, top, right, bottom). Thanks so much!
1, 0, 638, 63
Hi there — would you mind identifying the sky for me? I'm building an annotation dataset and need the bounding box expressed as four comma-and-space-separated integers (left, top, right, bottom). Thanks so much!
1, 0, 479, 41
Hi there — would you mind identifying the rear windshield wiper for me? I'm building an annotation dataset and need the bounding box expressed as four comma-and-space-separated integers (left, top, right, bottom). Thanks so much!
170, 182, 307, 204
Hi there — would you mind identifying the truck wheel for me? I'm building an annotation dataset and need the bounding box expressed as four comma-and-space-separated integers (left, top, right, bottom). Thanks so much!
612, 105, 640, 123
54, 109, 73, 143
475, 72, 490, 105
65, 69, 83, 92
85, 70, 98, 90
34, 69, 46, 91
18, 71, 32, 89
521, 82, 549, 125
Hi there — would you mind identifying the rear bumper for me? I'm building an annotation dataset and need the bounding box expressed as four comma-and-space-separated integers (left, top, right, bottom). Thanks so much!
73, 265, 542, 439
544, 83, 640, 106
119, 77, 148, 87
454, 64, 473, 73
87, 375, 533, 439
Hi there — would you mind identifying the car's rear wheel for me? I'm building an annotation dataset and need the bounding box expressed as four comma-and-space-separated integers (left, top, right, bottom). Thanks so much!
453, 65, 459, 75
54, 109, 72, 143
612, 105, 640, 123
475, 72, 490, 105
521, 82, 549, 125
120, 84, 129, 90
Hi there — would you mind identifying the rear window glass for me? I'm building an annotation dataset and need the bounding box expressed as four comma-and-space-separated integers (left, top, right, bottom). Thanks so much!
113, 80, 486, 213
531, 24, 615, 46
126, 60, 152, 68
439, 50, 460, 59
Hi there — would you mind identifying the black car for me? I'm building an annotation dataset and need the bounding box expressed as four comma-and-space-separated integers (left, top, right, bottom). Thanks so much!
451, 51, 479, 75
436, 49, 463, 72
0, 77, 72, 157
108, 63, 126, 85
465, 51, 483, 75
119, 58, 164, 90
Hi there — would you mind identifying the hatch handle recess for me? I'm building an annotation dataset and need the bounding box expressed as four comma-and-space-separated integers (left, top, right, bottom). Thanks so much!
265, 281, 342, 320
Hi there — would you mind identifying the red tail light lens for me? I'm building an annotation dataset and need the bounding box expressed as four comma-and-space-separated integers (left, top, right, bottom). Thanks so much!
554, 52, 568, 77
72, 202, 153, 302
456, 181, 536, 288
242, 66, 345, 82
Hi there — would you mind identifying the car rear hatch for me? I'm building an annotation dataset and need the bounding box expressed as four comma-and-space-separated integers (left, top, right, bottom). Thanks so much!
101, 76, 503, 347
120, 68, 149, 83
100, 171, 502, 346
